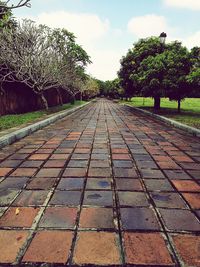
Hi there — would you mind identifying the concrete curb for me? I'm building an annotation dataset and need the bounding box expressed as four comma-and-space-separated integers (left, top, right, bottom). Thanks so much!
124, 104, 200, 138
0, 102, 91, 149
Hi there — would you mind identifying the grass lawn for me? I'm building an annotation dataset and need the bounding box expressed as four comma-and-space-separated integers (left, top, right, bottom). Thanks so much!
0, 101, 86, 132
121, 97, 200, 129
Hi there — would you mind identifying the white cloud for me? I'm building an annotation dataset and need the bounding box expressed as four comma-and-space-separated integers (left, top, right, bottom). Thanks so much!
164, 0, 200, 10
18, 11, 122, 80
182, 31, 200, 49
87, 48, 123, 80
19, 11, 109, 46
127, 14, 175, 39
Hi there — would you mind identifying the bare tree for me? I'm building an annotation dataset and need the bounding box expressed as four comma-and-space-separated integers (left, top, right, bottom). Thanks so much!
0, 20, 79, 109
0, 0, 31, 15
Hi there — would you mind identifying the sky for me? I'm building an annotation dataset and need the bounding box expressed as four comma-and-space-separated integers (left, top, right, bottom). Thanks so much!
13, 0, 200, 81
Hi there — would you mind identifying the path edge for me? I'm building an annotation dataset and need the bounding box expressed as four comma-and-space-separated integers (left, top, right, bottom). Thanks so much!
123, 103, 200, 138
0, 101, 91, 149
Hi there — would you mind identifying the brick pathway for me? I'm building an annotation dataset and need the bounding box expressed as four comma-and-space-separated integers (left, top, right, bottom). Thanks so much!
0, 99, 199, 266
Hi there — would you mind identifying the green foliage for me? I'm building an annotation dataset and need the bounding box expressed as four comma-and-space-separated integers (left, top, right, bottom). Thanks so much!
0, 101, 86, 131
118, 36, 199, 111
121, 97, 200, 129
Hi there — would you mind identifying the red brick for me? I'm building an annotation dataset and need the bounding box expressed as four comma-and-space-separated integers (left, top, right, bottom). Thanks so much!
23, 231, 73, 263
112, 148, 129, 154
73, 232, 121, 265
0, 207, 39, 227
112, 154, 131, 160
29, 154, 49, 160
0, 230, 29, 263
172, 234, 200, 267
172, 180, 200, 192
182, 193, 200, 209
124, 232, 173, 265
11, 168, 37, 177
0, 168, 13, 177
43, 160, 66, 168
79, 208, 114, 229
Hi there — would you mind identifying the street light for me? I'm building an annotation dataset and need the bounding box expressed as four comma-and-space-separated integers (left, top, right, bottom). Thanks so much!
159, 32, 167, 44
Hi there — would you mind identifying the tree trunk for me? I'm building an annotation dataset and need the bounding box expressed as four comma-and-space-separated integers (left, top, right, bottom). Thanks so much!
177, 99, 181, 113
154, 96, 161, 111
56, 89, 63, 106
40, 94, 49, 110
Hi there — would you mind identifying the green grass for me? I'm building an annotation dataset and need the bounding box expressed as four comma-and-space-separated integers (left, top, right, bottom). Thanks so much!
0, 101, 86, 132
121, 97, 200, 129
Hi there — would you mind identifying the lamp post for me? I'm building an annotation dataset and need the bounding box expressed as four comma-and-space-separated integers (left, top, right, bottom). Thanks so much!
159, 32, 167, 45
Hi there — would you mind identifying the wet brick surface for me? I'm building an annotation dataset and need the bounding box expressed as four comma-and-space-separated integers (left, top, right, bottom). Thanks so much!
0, 99, 199, 266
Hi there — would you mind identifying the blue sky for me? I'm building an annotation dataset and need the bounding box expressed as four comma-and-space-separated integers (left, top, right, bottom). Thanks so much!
13, 0, 200, 80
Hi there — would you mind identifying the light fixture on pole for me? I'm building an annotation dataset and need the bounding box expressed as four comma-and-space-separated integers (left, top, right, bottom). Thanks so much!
159, 32, 167, 44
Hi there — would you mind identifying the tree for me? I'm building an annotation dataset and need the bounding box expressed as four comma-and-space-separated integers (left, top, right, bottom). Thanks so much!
163, 42, 192, 112
0, 0, 30, 14
187, 47, 200, 97
0, 20, 91, 109
118, 37, 164, 106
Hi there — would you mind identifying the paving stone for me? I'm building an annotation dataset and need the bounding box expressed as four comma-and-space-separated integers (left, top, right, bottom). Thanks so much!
22, 231, 73, 264
29, 154, 49, 160
118, 191, 149, 207
114, 168, 138, 178
20, 161, 44, 168
0, 230, 29, 263
181, 193, 200, 209
120, 207, 160, 230
0, 168, 13, 177
26, 178, 57, 190
11, 168, 37, 177
0, 160, 22, 168
112, 154, 131, 160
49, 154, 70, 160
144, 179, 174, 191
112, 148, 129, 154
86, 178, 111, 190
187, 170, 200, 180
90, 160, 110, 168
116, 178, 143, 191
39, 207, 77, 228
0, 189, 19, 206
159, 208, 200, 231
73, 232, 121, 265
123, 232, 174, 265
63, 168, 86, 177
74, 148, 91, 154
57, 178, 85, 191
164, 169, 191, 180
0, 207, 39, 227
67, 160, 88, 168
157, 161, 181, 169
179, 162, 200, 170
72, 154, 90, 160
0, 207, 7, 217
79, 207, 114, 229
36, 168, 62, 178
136, 160, 158, 169
12, 190, 48, 206
151, 192, 187, 208
140, 169, 165, 179
43, 160, 66, 168
88, 167, 111, 177
113, 160, 133, 168
0, 177, 29, 190
49, 191, 82, 206
83, 191, 113, 206
171, 234, 200, 267
171, 180, 200, 192
9, 154, 29, 160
